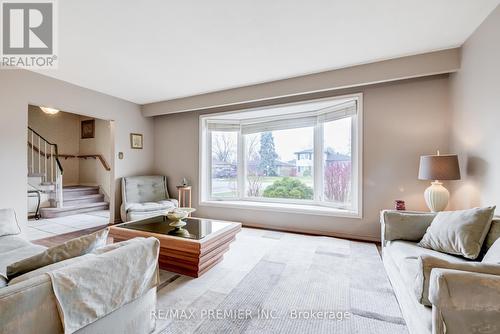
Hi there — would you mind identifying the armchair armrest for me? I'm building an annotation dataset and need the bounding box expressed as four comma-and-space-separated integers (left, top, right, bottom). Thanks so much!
429, 268, 500, 334
415, 255, 500, 306
380, 210, 435, 245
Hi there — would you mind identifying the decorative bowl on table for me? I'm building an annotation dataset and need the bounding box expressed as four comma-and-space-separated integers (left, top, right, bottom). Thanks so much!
165, 208, 196, 236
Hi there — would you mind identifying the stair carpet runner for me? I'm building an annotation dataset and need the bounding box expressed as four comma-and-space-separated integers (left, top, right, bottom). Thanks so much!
40, 186, 109, 219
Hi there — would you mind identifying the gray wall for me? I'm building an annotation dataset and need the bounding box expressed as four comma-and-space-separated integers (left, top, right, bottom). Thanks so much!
449, 5, 500, 210
153, 76, 451, 241
0, 70, 155, 223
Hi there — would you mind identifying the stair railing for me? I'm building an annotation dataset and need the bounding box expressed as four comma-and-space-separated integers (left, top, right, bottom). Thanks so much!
27, 127, 64, 207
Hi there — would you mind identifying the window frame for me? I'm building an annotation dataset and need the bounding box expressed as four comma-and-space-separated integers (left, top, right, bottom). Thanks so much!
199, 93, 363, 218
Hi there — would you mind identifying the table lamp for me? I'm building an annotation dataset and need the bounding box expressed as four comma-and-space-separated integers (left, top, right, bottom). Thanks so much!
418, 152, 460, 212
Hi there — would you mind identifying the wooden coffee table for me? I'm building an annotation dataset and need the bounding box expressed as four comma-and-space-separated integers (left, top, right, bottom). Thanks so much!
109, 215, 241, 277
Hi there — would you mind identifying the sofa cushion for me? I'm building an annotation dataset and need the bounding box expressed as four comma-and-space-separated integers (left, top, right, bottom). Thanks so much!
0, 208, 21, 237
126, 200, 176, 213
123, 176, 169, 204
0, 235, 46, 283
385, 240, 467, 269
418, 207, 496, 259
382, 251, 433, 333
0, 235, 36, 253
384, 241, 467, 297
6, 228, 108, 280
126, 201, 175, 213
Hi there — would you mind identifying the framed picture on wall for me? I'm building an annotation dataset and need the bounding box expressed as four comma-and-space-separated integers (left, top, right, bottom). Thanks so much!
81, 119, 95, 139
130, 133, 143, 149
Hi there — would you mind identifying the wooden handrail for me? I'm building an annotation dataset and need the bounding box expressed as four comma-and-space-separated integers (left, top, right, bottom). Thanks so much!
78, 154, 111, 171
27, 142, 111, 171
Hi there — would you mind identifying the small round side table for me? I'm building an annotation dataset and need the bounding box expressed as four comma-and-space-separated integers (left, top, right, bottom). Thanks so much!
176, 185, 192, 213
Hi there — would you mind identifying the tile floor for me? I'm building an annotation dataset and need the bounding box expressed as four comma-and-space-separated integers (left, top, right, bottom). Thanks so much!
21, 210, 110, 241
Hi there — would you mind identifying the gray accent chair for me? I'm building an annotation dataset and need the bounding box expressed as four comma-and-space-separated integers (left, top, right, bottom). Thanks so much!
0, 208, 158, 333
381, 210, 500, 334
120, 175, 178, 222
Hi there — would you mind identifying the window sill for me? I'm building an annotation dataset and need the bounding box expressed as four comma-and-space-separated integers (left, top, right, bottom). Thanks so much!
199, 200, 362, 218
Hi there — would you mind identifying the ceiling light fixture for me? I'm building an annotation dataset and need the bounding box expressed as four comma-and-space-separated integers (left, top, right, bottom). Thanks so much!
40, 106, 60, 115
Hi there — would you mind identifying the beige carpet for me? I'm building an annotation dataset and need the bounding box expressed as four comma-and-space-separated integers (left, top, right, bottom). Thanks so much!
154, 228, 407, 334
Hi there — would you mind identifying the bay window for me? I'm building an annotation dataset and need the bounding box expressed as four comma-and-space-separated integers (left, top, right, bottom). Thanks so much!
199, 94, 362, 217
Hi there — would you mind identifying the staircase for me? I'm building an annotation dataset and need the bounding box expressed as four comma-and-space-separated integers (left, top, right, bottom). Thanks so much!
40, 186, 109, 218
27, 126, 109, 219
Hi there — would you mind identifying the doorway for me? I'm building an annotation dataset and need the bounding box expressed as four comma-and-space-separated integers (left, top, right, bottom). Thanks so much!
25, 105, 114, 240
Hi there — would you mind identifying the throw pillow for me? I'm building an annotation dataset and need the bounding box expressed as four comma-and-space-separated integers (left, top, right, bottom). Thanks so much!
0, 208, 21, 237
6, 228, 109, 280
418, 206, 496, 259
8, 254, 95, 285
483, 238, 500, 264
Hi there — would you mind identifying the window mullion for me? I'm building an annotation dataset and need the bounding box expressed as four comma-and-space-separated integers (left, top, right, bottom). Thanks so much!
313, 122, 324, 203
237, 131, 245, 200
206, 129, 212, 201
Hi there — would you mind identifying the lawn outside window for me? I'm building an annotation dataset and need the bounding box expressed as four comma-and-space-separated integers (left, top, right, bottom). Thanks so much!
199, 93, 363, 218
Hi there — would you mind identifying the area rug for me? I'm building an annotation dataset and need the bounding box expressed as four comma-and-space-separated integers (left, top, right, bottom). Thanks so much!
154, 228, 407, 334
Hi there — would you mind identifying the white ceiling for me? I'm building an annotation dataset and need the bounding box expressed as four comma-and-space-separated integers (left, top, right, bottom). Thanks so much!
36, 0, 499, 105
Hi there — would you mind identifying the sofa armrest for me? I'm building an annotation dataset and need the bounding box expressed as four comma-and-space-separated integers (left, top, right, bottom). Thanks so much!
0, 274, 63, 334
429, 268, 500, 334
415, 255, 500, 306
380, 210, 435, 245
0, 238, 159, 334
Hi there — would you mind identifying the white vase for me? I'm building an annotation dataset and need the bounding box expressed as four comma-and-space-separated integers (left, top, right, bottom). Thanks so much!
424, 181, 449, 212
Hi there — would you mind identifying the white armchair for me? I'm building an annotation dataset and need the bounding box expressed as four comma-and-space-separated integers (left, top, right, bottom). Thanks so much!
120, 175, 178, 222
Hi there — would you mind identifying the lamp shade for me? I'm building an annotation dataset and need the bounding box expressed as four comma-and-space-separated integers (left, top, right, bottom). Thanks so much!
418, 154, 460, 181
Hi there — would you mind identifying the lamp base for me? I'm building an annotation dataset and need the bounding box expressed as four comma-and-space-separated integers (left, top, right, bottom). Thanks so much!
424, 181, 449, 212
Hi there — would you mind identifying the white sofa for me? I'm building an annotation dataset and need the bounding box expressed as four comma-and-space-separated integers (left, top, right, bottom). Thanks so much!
0, 208, 158, 334
121, 175, 178, 222
381, 210, 500, 334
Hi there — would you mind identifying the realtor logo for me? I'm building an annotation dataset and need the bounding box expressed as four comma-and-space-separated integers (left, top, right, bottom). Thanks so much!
1, 0, 57, 68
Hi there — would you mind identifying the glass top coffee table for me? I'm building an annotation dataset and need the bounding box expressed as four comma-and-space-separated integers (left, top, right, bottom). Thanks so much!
109, 215, 241, 277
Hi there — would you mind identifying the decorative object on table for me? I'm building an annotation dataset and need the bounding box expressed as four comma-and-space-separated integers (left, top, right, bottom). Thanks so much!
81, 119, 95, 139
418, 151, 460, 212
181, 177, 189, 187
177, 185, 192, 214
130, 133, 143, 149
394, 200, 406, 211
165, 208, 196, 237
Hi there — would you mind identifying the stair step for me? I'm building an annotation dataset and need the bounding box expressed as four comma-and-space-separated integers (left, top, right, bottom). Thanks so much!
40, 202, 109, 219
28, 173, 46, 177
64, 193, 105, 205
63, 186, 100, 198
